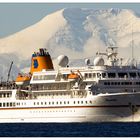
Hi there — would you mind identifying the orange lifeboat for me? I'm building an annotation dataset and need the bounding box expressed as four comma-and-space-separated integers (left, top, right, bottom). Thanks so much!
68, 72, 80, 80
15, 73, 31, 85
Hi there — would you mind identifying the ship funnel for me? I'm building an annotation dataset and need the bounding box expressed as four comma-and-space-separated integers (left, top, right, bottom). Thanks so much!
30, 48, 54, 74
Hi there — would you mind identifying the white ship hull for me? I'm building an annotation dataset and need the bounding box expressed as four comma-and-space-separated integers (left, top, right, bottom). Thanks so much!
0, 92, 140, 123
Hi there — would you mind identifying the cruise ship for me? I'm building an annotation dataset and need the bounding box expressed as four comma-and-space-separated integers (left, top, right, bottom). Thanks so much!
0, 47, 140, 122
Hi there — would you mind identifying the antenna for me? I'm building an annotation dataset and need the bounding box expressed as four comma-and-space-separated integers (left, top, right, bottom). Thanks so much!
131, 24, 134, 66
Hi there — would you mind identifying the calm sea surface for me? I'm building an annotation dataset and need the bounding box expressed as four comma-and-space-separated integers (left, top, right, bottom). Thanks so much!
0, 122, 140, 137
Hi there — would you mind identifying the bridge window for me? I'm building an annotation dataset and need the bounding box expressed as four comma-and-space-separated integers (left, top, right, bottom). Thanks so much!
102, 73, 106, 78
108, 73, 116, 78
118, 72, 128, 78
138, 73, 140, 78
129, 72, 137, 78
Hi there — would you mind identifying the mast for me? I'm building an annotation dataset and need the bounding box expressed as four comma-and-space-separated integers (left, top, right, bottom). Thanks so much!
7, 61, 13, 83
131, 24, 135, 67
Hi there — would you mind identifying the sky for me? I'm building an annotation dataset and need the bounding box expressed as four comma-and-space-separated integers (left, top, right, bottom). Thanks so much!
0, 3, 140, 38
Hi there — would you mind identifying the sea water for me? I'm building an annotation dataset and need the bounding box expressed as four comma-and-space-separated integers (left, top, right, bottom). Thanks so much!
0, 122, 140, 137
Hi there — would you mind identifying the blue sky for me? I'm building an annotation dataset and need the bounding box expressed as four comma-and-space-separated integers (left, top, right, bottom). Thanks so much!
0, 3, 140, 38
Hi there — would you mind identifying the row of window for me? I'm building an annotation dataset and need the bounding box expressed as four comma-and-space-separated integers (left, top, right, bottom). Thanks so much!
0, 93, 12, 98
0, 100, 93, 107
0, 102, 16, 107
33, 75, 56, 80
30, 110, 75, 113
34, 100, 93, 105
104, 81, 140, 86
36, 92, 70, 97
32, 83, 69, 90
84, 72, 140, 79
33, 74, 69, 81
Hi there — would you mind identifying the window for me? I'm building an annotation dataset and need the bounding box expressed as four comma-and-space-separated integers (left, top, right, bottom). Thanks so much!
118, 72, 128, 78
121, 82, 124, 85
97, 73, 101, 78
85, 73, 88, 78
81, 101, 83, 104
7, 103, 9, 107
92, 73, 96, 78
16, 103, 20, 105
108, 73, 116, 78
104, 82, 107, 85
129, 72, 137, 78
89, 73, 92, 78
117, 82, 120, 85
102, 73, 106, 78
77, 101, 80, 104
124, 82, 130, 85
107, 82, 110, 85
111, 82, 114, 85
0, 103, 2, 107
3, 103, 5, 107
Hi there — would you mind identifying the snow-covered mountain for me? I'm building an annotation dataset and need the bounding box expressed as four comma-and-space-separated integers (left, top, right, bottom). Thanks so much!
0, 8, 140, 80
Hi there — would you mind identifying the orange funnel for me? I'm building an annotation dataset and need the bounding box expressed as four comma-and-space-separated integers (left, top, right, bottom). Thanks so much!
30, 48, 54, 74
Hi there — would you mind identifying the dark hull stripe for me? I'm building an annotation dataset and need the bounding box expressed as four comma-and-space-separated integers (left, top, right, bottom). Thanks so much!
0, 105, 139, 110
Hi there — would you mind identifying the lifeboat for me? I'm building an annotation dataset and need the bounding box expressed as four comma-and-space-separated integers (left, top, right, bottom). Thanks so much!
68, 72, 80, 81
15, 73, 31, 86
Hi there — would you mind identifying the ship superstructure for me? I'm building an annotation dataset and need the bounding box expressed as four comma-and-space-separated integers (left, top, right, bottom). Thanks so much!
0, 48, 140, 122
